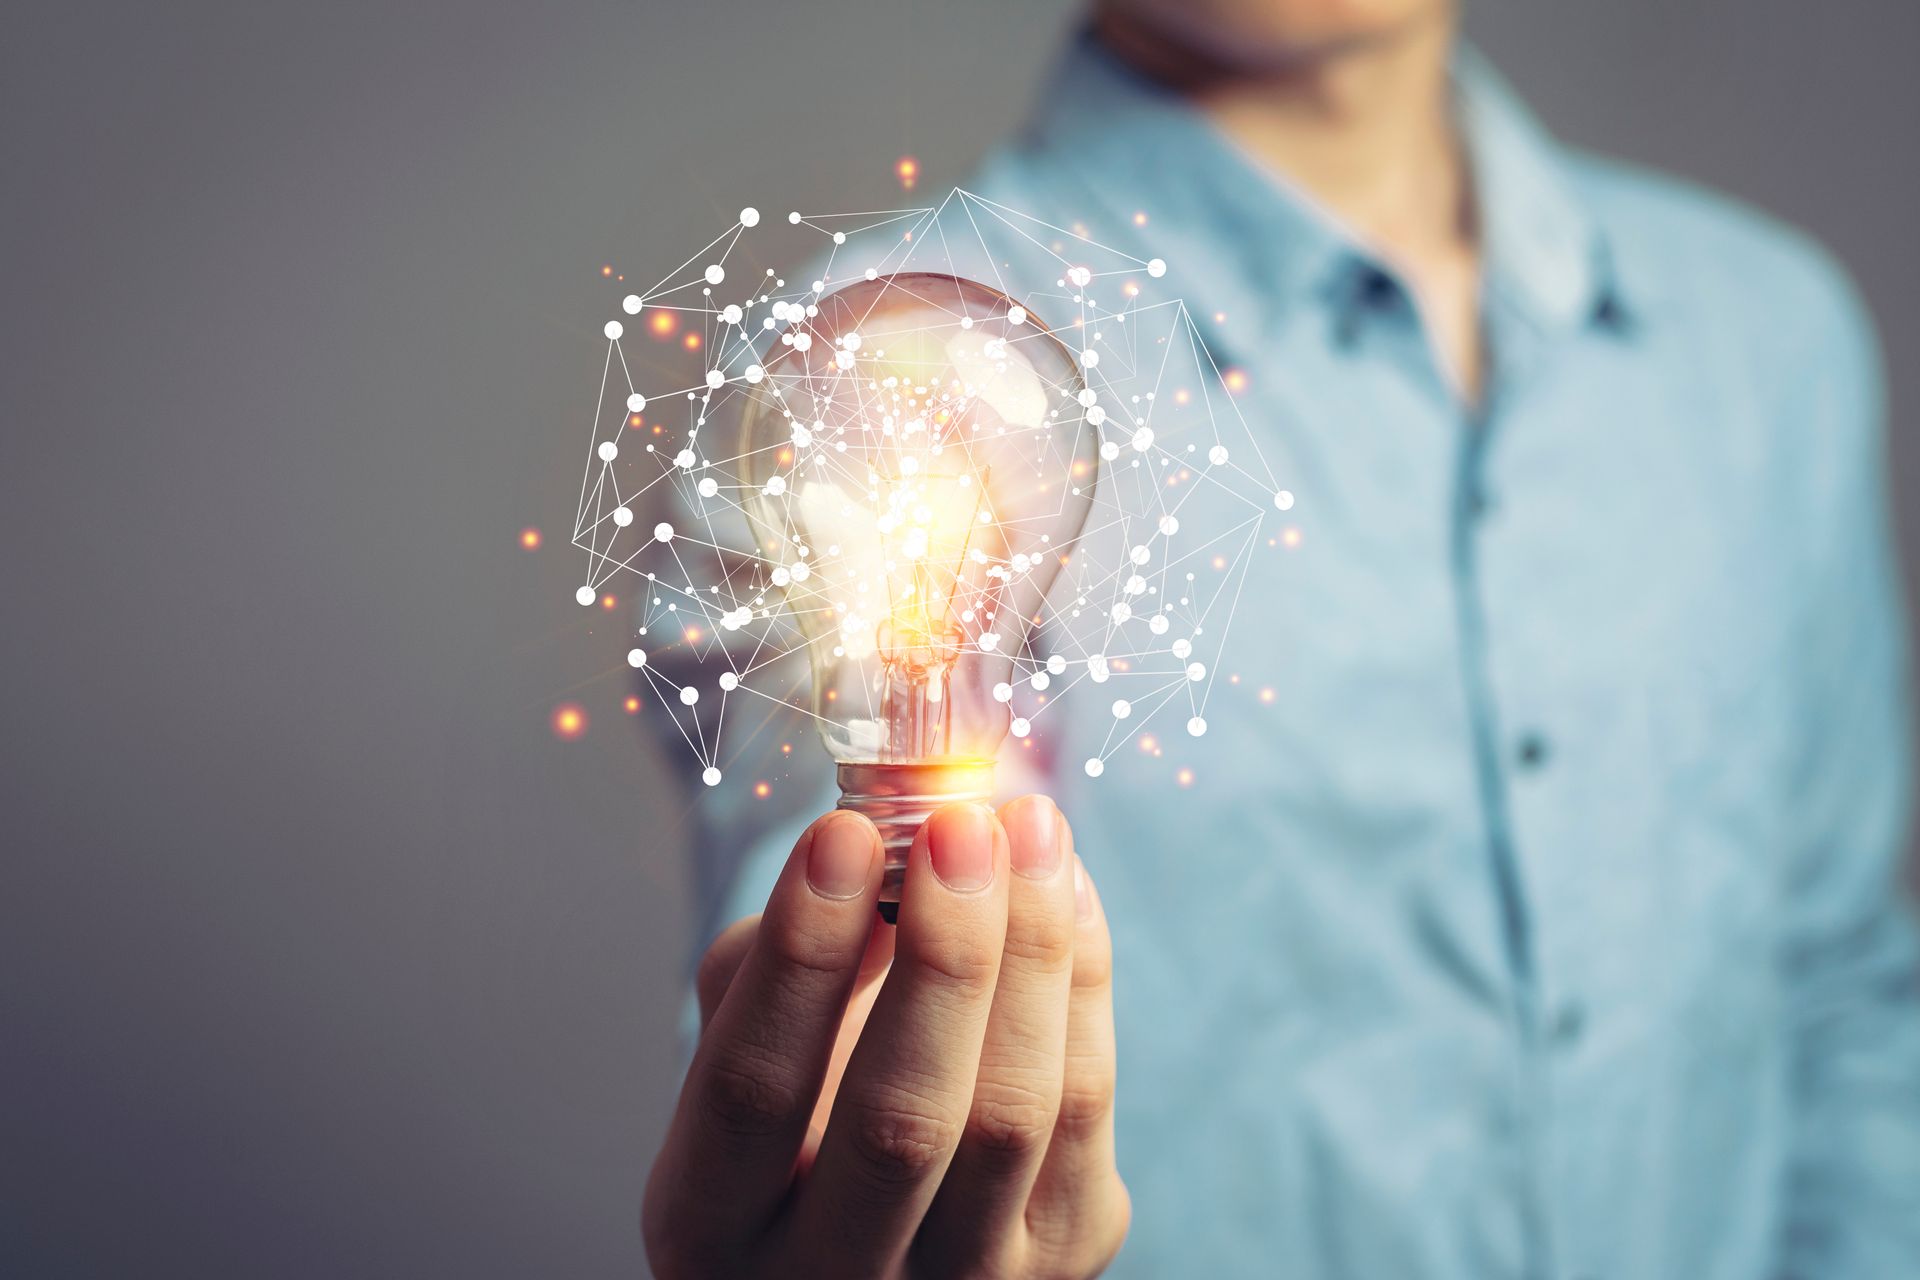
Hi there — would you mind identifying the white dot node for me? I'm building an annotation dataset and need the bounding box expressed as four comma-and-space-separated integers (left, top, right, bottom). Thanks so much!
704, 264, 725, 285
1147, 257, 1167, 277
1149, 614, 1170, 635
702, 767, 722, 786
1208, 445, 1230, 465
1112, 699, 1132, 719
597, 441, 618, 462
1131, 427, 1155, 452
1082, 349, 1100, 368
705, 369, 725, 389
833, 231, 847, 245
722, 304, 743, 324
1111, 602, 1132, 623
1047, 654, 1067, 675
575, 585, 595, 606
698, 477, 719, 498
1100, 441, 1120, 462
612, 505, 633, 526
1187, 662, 1207, 682
1030, 671, 1051, 691
1086, 405, 1106, 427
1068, 265, 1092, 287
744, 364, 765, 384
1077, 387, 1098, 408
764, 475, 786, 497
1011, 717, 1031, 737
738, 206, 760, 227
627, 648, 647, 668
604, 320, 623, 339
1084, 758, 1105, 778
1187, 716, 1208, 738
1008, 305, 1027, 326
674, 448, 696, 469
1171, 638, 1193, 659
992, 682, 1013, 703
718, 671, 739, 691
654, 522, 674, 542
1275, 489, 1295, 511
1159, 515, 1180, 536
788, 210, 801, 224
1088, 654, 1110, 683
622, 295, 642, 314
679, 686, 700, 705
627, 393, 646, 412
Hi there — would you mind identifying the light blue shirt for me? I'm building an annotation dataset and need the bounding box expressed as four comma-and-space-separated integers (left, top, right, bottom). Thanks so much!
697, 36, 1920, 1279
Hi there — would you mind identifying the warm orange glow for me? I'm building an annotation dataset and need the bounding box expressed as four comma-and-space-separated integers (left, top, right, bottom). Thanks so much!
1133, 211, 1148, 227
777, 448, 793, 465
683, 625, 704, 644
648, 310, 678, 338
600, 594, 617, 610
754, 781, 771, 798
1260, 687, 1276, 704
1212, 555, 1227, 570
1224, 368, 1249, 394
682, 332, 702, 351
519, 527, 542, 550
624, 695, 641, 714
897, 156, 919, 189
600, 264, 612, 277
551, 703, 588, 739
1176, 767, 1194, 787
629, 413, 644, 428
1282, 527, 1303, 549
780, 742, 792, 755
826, 688, 838, 701
1174, 388, 1190, 405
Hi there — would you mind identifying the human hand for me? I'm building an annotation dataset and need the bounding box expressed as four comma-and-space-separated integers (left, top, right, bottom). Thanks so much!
642, 797, 1128, 1279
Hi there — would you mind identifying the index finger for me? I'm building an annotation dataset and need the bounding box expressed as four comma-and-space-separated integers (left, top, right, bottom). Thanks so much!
642, 811, 881, 1266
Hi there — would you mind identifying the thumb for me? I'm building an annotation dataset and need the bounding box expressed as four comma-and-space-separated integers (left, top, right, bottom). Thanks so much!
694, 914, 760, 1030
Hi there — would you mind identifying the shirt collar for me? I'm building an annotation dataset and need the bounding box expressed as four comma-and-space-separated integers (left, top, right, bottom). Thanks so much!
1019, 32, 1627, 352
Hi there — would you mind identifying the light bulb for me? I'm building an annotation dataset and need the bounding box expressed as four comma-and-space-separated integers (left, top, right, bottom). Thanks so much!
738, 273, 1098, 918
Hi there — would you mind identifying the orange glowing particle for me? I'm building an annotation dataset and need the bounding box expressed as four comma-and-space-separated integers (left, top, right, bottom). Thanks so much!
1176, 767, 1194, 787
896, 156, 919, 189
1212, 555, 1227, 570
629, 413, 644, 428
624, 695, 641, 714
826, 689, 838, 701
1224, 369, 1249, 393
1174, 388, 1190, 405
780, 743, 792, 755
1260, 687, 1276, 704
777, 448, 793, 465
1133, 211, 1148, 227
600, 265, 612, 277
684, 625, 704, 644
1139, 734, 1158, 754
1282, 527, 1303, 549
519, 527, 542, 550
600, 594, 617, 610
651, 424, 664, 435
648, 310, 678, 338
682, 332, 702, 351
754, 781, 771, 798
551, 703, 588, 739
1124, 281, 1140, 297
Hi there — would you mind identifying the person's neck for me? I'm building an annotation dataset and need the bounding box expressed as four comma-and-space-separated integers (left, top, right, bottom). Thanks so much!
1094, 11, 1471, 264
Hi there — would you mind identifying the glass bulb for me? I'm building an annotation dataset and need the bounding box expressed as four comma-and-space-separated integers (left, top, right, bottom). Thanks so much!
738, 273, 1098, 916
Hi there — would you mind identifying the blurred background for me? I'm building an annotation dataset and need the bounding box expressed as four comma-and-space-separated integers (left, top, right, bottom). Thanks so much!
2, 1, 1914, 1274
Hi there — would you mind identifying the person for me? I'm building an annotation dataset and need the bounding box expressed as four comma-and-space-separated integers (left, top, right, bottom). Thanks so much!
642, 1, 1920, 1275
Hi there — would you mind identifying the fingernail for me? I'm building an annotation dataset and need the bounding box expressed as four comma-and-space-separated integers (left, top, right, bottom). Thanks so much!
1007, 798, 1062, 879
928, 805, 995, 893
806, 814, 874, 900
1073, 856, 1092, 920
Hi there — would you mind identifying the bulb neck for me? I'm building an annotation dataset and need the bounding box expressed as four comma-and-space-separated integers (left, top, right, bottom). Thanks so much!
836, 759, 995, 922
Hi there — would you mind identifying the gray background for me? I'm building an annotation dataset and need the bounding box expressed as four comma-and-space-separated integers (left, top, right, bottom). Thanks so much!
2, 1, 1914, 1274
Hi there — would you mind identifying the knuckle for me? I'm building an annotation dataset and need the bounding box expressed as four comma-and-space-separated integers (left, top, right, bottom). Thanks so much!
761, 908, 864, 978
964, 1086, 1057, 1161
1002, 912, 1075, 973
695, 1047, 805, 1140
1029, 1177, 1131, 1276
1053, 1073, 1115, 1142
842, 1096, 961, 1185
1069, 939, 1113, 992
906, 931, 1002, 993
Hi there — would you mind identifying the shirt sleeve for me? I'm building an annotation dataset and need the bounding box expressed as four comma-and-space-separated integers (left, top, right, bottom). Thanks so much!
1776, 264, 1920, 1276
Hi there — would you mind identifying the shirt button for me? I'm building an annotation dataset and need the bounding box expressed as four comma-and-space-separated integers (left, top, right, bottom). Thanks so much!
1515, 733, 1551, 769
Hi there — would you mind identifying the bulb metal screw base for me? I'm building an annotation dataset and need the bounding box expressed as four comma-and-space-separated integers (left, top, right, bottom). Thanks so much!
836, 760, 995, 922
